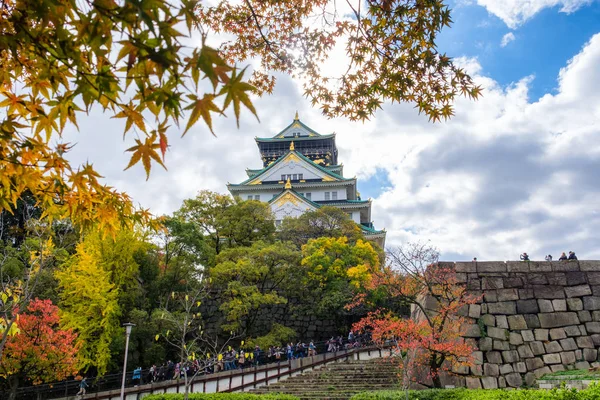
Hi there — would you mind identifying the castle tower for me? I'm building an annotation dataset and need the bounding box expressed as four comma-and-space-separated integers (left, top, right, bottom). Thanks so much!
227, 114, 385, 247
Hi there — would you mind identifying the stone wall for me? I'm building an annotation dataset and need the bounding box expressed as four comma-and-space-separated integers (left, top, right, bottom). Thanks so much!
444, 260, 600, 389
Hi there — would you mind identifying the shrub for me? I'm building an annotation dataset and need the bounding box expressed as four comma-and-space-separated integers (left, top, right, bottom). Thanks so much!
143, 394, 299, 400
350, 384, 600, 400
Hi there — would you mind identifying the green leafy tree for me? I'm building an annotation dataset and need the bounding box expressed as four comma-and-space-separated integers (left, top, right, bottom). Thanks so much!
210, 241, 301, 335
277, 206, 363, 248
301, 236, 381, 319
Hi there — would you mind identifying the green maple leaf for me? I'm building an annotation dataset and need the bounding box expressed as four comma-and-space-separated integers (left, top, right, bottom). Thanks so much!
184, 94, 222, 136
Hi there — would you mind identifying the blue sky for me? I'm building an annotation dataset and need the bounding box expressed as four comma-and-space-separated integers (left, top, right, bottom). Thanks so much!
440, 1, 600, 100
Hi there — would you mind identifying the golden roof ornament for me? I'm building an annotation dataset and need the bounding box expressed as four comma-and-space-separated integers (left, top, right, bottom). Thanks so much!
284, 177, 292, 189
289, 141, 295, 151
294, 110, 299, 120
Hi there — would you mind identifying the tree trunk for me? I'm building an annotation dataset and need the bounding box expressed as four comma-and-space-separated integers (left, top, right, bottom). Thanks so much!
8, 374, 20, 400
430, 357, 442, 388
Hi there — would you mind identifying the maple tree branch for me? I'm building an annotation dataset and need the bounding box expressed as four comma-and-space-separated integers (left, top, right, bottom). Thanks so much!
243, 0, 286, 64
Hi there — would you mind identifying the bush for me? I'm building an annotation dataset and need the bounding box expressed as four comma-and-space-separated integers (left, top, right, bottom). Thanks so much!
143, 394, 298, 400
350, 384, 600, 400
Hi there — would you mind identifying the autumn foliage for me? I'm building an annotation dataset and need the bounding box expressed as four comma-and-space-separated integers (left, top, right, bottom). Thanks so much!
353, 243, 479, 388
0, 299, 78, 398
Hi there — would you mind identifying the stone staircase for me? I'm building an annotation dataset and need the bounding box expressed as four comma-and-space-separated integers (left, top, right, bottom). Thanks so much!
250, 359, 400, 400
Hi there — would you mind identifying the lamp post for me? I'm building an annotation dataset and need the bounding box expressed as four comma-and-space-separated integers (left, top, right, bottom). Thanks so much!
120, 323, 136, 400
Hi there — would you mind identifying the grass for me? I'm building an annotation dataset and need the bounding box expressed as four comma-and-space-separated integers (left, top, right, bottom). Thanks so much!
539, 369, 600, 380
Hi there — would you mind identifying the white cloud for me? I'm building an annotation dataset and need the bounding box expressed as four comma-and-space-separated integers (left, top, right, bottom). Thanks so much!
63, 33, 600, 262
501, 32, 516, 47
477, 0, 593, 28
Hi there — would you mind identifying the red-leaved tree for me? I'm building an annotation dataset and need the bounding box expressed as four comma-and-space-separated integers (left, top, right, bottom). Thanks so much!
0, 299, 79, 400
353, 243, 479, 389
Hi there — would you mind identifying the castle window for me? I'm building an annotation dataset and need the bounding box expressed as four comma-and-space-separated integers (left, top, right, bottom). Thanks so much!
299, 174, 303, 180
332, 191, 338, 200
292, 174, 297, 181
281, 174, 286, 181
306, 193, 311, 200
247, 195, 252, 200
254, 195, 260, 201
325, 192, 330, 200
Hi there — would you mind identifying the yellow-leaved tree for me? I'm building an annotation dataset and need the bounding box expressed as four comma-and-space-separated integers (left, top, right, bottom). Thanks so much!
55, 229, 145, 374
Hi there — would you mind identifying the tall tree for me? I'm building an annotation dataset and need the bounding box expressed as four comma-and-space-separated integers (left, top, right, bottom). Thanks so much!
55, 229, 145, 375
353, 243, 479, 388
210, 240, 302, 336
0, 299, 79, 400
0, 0, 480, 235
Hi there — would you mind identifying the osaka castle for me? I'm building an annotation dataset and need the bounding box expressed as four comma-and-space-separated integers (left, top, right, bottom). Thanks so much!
227, 113, 386, 248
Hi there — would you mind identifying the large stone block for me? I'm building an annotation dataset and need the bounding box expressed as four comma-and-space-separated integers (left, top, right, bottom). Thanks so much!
575, 361, 591, 369
592, 334, 600, 346
471, 365, 483, 376
576, 335, 595, 348
529, 274, 549, 285
517, 299, 539, 314
502, 350, 519, 363
543, 353, 561, 364
484, 290, 498, 302
488, 302, 517, 315
565, 325, 583, 336
565, 285, 593, 298
583, 348, 598, 362
553, 262, 580, 272
508, 315, 528, 330
583, 296, 600, 310
534, 285, 566, 299
465, 377, 481, 389
480, 314, 495, 326
534, 329, 549, 341
488, 326, 508, 340
505, 372, 522, 388
455, 262, 476, 273
586, 321, 600, 334
578, 310, 592, 323
551, 365, 566, 373
534, 366, 552, 378
530, 262, 552, 272
473, 351, 484, 364
497, 288, 519, 302
566, 272, 588, 286
538, 312, 580, 328
523, 314, 541, 329
499, 364, 513, 375
561, 351, 577, 364
517, 344, 534, 358
548, 273, 567, 286
484, 363, 500, 376
462, 323, 482, 338
519, 288, 535, 299
498, 376, 507, 388
580, 261, 600, 272
479, 337, 493, 351
567, 298, 584, 311
530, 341, 546, 356
588, 272, 600, 285
526, 357, 544, 371
552, 299, 567, 312
514, 362, 527, 373
524, 372, 537, 387
549, 328, 567, 340
481, 376, 498, 389
544, 341, 563, 353
482, 277, 504, 290
469, 304, 481, 319
486, 351, 503, 364
496, 315, 509, 329
504, 277, 524, 288
538, 299, 554, 313
478, 262, 507, 273
522, 330, 535, 342
509, 332, 524, 346
493, 340, 510, 351
505, 261, 528, 272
